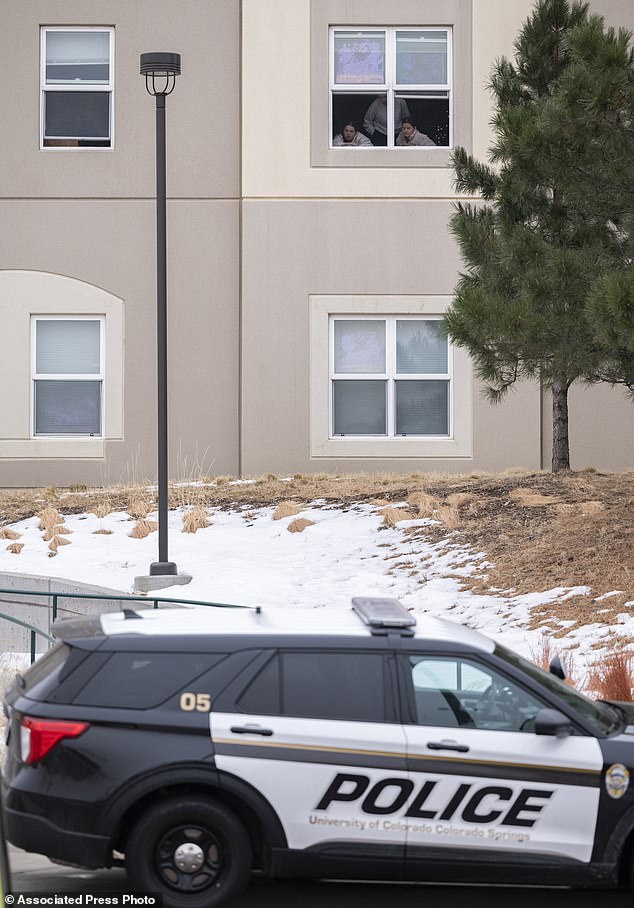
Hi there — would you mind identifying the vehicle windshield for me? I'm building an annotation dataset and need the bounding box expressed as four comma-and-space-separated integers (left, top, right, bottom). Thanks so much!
495, 644, 622, 737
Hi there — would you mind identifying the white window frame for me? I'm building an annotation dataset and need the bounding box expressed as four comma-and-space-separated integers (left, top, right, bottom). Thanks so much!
329, 316, 452, 437
329, 26, 452, 150
40, 26, 115, 151
31, 315, 105, 438
310, 296, 472, 460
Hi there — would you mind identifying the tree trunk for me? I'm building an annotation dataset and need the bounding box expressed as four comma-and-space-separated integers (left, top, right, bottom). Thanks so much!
551, 379, 570, 472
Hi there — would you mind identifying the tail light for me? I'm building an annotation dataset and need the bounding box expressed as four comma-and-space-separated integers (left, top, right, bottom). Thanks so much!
20, 716, 90, 765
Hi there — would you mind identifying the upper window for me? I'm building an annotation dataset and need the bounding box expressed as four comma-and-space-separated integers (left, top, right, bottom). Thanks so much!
32, 317, 104, 437
41, 28, 114, 149
330, 27, 451, 149
330, 317, 451, 437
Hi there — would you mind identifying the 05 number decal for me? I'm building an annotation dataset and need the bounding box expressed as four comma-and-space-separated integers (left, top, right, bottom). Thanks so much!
179, 692, 212, 712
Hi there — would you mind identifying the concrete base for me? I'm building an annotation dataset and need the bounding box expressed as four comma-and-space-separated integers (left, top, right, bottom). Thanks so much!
133, 573, 193, 594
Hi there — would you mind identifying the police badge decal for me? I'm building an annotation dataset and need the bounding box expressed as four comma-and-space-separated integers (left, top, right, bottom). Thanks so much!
605, 764, 630, 799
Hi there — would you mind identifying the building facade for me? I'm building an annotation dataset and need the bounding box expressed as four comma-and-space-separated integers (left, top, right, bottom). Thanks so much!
0, 0, 632, 488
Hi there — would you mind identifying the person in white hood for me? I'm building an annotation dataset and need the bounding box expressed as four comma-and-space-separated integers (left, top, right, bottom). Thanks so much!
396, 118, 436, 147
333, 122, 372, 146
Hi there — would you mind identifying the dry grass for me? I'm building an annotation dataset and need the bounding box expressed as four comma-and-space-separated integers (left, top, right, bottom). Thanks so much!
42, 525, 71, 541
182, 506, 210, 534
273, 501, 302, 521
128, 495, 153, 520
0, 528, 21, 540
92, 500, 112, 518
38, 506, 63, 530
6, 543, 24, 554
407, 491, 439, 518
586, 651, 634, 701
48, 535, 71, 553
380, 506, 413, 527
287, 518, 315, 533
93, 529, 113, 535
436, 506, 460, 530
509, 488, 557, 507
129, 519, 159, 539
529, 633, 581, 687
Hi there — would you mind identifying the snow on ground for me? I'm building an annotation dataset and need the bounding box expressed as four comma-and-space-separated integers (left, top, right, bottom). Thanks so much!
0, 501, 632, 674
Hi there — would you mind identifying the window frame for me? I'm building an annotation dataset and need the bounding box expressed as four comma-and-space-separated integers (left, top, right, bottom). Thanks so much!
310, 0, 472, 170
329, 315, 452, 438
329, 26, 452, 151
310, 295, 473, 460
402, 652, 553, 733
40, 26, 115, 151
30, 315, 105, 439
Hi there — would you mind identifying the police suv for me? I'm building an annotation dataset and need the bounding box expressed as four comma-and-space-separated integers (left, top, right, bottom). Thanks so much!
3, 598, 634, 907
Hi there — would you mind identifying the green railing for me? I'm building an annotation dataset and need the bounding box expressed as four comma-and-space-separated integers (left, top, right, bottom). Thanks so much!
0, 611, 55, 664
0, 587, 246, 664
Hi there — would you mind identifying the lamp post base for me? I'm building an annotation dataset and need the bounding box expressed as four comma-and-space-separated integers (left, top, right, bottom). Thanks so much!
133, 569, 193, 594
149, 561, 178, 575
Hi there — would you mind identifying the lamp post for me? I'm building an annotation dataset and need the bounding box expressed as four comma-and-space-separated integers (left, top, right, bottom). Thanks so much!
140, 52, 181, 578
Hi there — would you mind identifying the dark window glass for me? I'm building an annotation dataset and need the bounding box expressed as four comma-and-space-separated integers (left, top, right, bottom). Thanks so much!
395, 380, 449, 435
34, 380, 102, 435
73, 653, 225, 709
281, 652, 386, 722
19, 643, 71, 694
237, 655, 281, 714
333, 380, 386, 434
44, 91, 110, 139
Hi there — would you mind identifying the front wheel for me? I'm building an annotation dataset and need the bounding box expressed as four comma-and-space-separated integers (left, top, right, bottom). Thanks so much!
125, 797, 252, 908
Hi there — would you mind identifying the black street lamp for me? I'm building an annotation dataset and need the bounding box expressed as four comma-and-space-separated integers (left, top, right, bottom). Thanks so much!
140, 52, 181, 578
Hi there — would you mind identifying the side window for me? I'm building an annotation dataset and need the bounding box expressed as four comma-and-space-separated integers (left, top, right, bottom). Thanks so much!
282, 651, 387, 722
73, 653, 225, 709
409, 655, 546, 733
41, 28, 114, 148
32, 317, 104, 437
330, 27, 451, 149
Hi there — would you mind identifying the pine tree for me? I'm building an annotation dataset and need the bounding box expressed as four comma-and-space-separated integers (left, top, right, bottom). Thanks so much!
444, 0, 633, 472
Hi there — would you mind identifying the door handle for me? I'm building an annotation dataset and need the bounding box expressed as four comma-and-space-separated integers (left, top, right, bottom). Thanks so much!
426, 740, 469, 753
230, 724, 274, 736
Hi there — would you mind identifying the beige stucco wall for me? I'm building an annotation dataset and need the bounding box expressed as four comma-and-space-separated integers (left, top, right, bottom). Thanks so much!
242, 0, 467, 198
240, 199, 542, 475
0, 200, 240, 487
542, 385, 634, 472
0, 0, 240, 200
0, 0, 241, 487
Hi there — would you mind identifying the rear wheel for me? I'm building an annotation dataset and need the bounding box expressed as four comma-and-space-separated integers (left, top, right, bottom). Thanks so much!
125, 797, 252, 908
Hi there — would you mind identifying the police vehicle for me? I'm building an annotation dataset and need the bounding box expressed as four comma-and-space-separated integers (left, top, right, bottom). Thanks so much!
3, 597, 634, 908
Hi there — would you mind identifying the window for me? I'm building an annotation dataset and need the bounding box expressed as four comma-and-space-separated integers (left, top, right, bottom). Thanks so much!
408, 655, 546, 733
331, 317, 450, 437
330, 27, 451, 149
237, 652, 388, 722
41, 28, 114, 148
32, 317, 104, 437
73, 653, 225, 709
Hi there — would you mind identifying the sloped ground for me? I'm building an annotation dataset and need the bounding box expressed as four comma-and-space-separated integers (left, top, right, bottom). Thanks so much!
0, 468, 632, 638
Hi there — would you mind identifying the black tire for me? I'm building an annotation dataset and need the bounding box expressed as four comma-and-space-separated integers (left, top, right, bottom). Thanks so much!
125, 797, 253, 908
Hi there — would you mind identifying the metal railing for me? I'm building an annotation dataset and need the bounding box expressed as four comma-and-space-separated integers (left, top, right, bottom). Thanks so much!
0, 588, 245, 664
0, 611, 55, 664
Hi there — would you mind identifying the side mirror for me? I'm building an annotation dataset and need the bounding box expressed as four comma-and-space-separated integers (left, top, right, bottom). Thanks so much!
534, 708, 572, 738
549, 656, 566, 680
